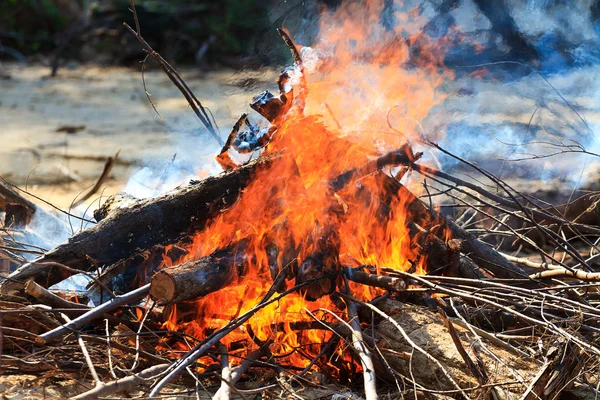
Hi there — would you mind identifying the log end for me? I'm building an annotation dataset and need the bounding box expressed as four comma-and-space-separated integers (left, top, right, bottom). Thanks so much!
149, 271, 177, 304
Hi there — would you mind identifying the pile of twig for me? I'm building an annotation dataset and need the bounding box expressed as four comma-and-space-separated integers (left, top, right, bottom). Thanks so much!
2, 2, 600, 399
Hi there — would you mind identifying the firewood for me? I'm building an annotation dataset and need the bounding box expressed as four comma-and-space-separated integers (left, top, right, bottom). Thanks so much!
4, 203, 32, 229
0, 180, 66, 236
382, 174, 528, 279
149, 249, 243, 305
38, 284, 150, 344
0, 154, 280, 296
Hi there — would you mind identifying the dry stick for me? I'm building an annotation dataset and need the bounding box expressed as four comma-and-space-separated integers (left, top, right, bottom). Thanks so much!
72, 150, 120, 208
421, 172, 570, 272
234, 336, 343, 395
148, 271, 292, 396
446, 311, 531, 360
123, 21, 221, 145
213, 344, 231, 400
418, 166, 597, 274
127, 0, 219, 144
503, 253, 600, 281
405, 274, 600, 319
412, 161, 600, 236
346, 298, 378, 400
396, 271, 600, 356
71, 363, 170, 400
24, 279, 87, 310
338, 293, 468, 398
447, 299, 535, 393
437, 308, 498, 400
502, 254, 565, 270
529, 268, 600, 281
81, 334, 167, 365
415, 147, 595, 271
1, 326, 42, 342
38, 284, 149, 344
61, 313, 101, 386
212, 349, 263, 400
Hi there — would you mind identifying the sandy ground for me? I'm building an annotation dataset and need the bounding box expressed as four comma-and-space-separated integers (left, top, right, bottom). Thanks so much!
0, 62, 279, 211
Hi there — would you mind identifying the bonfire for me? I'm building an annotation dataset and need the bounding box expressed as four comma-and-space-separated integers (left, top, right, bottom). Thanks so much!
1, 1, 600, 399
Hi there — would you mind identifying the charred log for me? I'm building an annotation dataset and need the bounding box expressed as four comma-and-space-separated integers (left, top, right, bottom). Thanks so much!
0, 154, 280, 296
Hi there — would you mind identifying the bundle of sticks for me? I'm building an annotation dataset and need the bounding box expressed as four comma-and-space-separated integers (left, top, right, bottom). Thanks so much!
2, 5, 600, 400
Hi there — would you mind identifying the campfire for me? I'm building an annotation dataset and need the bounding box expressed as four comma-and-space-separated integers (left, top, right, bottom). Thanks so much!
2, 1, 600, 399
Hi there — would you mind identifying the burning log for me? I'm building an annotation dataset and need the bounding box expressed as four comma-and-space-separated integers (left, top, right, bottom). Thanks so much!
382, 174, 528, 279
150, 248, 244, 305
295, 225, 340, 301
0, 154, 280, 296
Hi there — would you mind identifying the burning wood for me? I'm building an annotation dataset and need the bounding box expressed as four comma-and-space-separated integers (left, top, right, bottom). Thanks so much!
150, 248, 243, 305
2, 2, 600, 399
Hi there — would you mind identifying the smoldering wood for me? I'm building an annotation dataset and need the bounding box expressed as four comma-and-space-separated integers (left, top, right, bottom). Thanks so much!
4, 203, 32, 229
0, 154, 280, 296
0, 180, 66, 236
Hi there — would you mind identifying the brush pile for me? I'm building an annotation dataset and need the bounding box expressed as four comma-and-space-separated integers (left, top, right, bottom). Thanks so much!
2, 7, 600, 400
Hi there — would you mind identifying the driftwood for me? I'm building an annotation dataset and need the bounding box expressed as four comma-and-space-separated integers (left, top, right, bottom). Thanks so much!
0, 154, 280, 295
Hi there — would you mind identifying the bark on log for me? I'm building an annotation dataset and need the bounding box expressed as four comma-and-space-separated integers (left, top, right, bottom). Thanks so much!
150, 249, 243, 305
381, 174, 528, 279
0, 155, 279, 296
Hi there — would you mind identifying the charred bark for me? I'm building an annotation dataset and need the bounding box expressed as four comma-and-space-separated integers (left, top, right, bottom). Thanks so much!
0, 155, 279, 296
377, 172, 528, 279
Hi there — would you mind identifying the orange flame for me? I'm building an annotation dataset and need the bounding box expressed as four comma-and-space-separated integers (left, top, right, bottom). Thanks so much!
160, 0, 451, 376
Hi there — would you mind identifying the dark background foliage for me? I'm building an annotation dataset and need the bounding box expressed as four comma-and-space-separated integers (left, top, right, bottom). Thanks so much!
0, 0, 280, 67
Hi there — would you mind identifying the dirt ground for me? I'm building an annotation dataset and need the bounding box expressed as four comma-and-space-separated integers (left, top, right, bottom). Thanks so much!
0, 62, 279, 211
